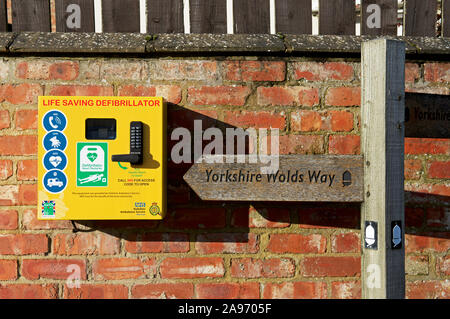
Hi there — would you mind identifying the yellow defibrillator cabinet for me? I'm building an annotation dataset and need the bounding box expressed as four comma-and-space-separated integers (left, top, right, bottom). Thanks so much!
37, 96, 166, 220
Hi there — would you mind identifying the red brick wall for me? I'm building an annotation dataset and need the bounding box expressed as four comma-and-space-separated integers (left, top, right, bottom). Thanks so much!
0, 57, 448, 299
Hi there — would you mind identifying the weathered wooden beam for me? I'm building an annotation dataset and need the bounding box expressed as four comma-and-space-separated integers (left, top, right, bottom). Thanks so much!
234, 0, 270, 34
190, 0, 227, 34
404, 0, 437, 36
443, 0, 450, 37
102, 0, 140, 33
184, 155, 364, 202
361, 38, 405, 299
275, 0, 312, 34
0, 0, 7, 32
12, 0, 51, 32
147, 0, 184, 33
319, 0, 356, 35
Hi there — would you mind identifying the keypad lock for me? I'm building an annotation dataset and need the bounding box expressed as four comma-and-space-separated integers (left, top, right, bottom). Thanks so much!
111, 121, 143, 165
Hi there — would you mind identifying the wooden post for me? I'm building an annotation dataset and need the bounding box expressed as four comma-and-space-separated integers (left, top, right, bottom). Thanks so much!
361, 39, 405, 299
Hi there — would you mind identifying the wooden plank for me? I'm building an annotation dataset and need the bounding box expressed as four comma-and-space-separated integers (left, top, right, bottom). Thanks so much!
0, 0, 7, 32
405, 93, 450, 139
190, 0, 227, 34
55, 0, 95, 32
183, 155, 364, 202
102, 0, 140, 33
404, 0, 437, 36
147, 0, 184, 33
275, 0, 312, 34
12, 0, 51, 32
234, 0, 270, 34
361, 39, 405, 299
361, 0, 397, 36
443, 0, 450, 37
319, 0, 355, 35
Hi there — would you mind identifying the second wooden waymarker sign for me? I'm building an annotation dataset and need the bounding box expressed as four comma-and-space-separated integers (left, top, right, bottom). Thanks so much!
184, 155, 364, 202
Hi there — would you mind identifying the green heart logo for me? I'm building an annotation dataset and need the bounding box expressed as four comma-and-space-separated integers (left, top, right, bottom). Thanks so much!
86, 152, 98, 162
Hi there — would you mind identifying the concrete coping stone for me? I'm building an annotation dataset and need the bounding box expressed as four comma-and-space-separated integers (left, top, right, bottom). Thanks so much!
0, 33, 15, 53
9, 32, 148, 53
1, 32, 449, 56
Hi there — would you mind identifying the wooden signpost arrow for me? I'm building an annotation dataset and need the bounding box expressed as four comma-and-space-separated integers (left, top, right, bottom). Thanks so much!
184, 155, 364, 202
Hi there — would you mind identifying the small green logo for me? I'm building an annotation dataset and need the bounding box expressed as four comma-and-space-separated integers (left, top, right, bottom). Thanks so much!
42, 201, 55, 217
87, 152, 98, 162
149, 203, 161, 216
77, 142, 108, 187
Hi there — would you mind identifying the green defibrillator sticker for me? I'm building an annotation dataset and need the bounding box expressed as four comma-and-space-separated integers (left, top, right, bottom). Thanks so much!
76, 142, 108, 187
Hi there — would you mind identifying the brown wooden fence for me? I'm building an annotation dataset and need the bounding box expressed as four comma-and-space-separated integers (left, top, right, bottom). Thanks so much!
0, 0, 448, 37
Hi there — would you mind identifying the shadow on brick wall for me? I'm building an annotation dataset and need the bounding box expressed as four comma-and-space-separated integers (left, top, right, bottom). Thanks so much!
71, 107, 449, 244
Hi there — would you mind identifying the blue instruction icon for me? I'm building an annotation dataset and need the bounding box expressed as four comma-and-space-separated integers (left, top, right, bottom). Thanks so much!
43, 150, 67, 171
43, 131, 67, 151
42, 110, 67, 132
43, 170, 67, 193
